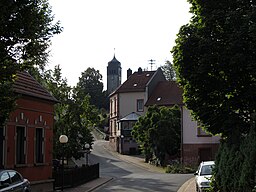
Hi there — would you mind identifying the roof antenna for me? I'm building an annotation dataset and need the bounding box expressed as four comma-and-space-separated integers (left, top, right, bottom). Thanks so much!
148, 59, 155, 71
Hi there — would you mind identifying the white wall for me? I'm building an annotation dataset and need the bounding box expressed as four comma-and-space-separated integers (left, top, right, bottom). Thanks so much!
119, 92, 147, 119
182, 106, 220, 144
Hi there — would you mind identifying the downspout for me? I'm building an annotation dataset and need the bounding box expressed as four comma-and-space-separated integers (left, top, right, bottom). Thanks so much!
180, 105, 184, 165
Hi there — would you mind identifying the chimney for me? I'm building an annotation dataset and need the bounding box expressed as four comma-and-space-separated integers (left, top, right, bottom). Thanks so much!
127, 68, 132, 79
138, 67, 142, 74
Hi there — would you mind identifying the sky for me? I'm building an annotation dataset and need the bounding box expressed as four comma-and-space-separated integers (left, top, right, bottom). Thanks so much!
47, 0, 192, 90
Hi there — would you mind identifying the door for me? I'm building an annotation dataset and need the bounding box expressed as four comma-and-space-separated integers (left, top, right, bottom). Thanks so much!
8, 171, 24, 192
198, 148, 212, 163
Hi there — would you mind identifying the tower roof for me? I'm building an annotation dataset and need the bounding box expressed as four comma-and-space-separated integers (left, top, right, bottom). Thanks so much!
108, 55, 121, 66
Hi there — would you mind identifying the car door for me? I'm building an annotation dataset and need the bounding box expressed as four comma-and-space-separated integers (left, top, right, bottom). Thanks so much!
8, 171, 24, 192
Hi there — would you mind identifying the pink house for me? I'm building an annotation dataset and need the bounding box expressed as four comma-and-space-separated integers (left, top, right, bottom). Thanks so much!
146, 81, 220, 165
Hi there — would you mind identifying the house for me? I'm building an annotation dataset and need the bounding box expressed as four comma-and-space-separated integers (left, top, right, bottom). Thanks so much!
182, 108, 220, 166
109, 67, 166, 154
117, 112, 140, 154
145, 81, 220, 166
0, 71, 58, 191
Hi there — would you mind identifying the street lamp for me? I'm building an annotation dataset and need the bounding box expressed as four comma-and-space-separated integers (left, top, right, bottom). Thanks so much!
59, 135, 68, 191
120, 135, 124, 154
84, 143, 90, 166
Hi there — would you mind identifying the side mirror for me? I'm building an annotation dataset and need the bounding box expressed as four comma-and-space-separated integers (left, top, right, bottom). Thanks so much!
194, 172, 198, 176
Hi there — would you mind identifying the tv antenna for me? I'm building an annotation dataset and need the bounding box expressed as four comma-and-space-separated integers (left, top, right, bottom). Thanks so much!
148, 59, 155, 71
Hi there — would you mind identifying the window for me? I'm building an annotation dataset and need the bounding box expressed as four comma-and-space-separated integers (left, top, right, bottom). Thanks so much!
0, 127, 4, 168
0, 172, 10, 186
197, 125, 212, 137
110, 100, 113, 115
16, 126, 26, 164
9, 171, 22, 183
35, 128, 44, 163
137, 99, 144, 112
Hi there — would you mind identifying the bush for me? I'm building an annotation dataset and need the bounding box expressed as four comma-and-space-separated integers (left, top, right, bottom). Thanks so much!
211, 128, 256, 192
165, 163, 196, 174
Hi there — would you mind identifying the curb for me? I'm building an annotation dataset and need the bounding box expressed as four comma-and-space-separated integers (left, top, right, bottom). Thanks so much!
86, 177, 113, 192
177, 177, 195, 192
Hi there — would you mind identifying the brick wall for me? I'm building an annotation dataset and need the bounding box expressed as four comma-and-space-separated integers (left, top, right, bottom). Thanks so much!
183, 143, 219, 166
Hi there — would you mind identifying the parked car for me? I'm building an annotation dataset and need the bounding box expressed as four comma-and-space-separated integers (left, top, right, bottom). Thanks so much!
0, 169, 31, 192
195, 161, 215, 192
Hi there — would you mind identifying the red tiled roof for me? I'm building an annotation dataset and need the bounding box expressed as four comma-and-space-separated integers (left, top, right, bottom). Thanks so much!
13, 71, 58, 103
111, 70, 156, 95
145, 81, 183, 106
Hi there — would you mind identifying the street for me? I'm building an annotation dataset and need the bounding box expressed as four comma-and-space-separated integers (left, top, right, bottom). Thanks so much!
76, 139, 193, 192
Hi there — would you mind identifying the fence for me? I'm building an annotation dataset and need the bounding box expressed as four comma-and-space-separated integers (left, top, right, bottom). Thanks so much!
53, 163, 99, 190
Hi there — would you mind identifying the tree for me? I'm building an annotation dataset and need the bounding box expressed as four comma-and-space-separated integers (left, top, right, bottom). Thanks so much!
132, 105, 181, 165
75, 67, 108, 109
161, 60, 176, 81
0, 0, 62, 127
172, 0, 256, 138
41, 66, 95, 160
172, 1, 256, 191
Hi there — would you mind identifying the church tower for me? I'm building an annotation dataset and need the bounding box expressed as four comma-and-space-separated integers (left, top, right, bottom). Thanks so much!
107, 54, 122, 94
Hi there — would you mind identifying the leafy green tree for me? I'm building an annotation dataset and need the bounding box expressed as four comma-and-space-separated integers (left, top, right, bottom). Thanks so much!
75, 67, 108, 109
0, 0, 62, 127
41, 66, 95, 160
172, 1, 256, 191
172, 0, 256, 139
132, 105, 181, 165
161, 60, 176, 81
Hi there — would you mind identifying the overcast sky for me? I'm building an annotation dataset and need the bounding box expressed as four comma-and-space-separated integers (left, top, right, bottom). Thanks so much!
47, 0, 192, 89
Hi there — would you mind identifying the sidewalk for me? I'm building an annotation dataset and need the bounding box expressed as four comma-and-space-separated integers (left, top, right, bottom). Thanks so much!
63, 177, 113, 192
177, 177, 195, 192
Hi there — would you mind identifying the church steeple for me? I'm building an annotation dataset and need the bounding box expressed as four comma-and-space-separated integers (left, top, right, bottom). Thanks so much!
107, 52, 122, 94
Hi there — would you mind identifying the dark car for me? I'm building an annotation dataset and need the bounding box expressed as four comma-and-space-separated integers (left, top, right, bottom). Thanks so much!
0, 170, 31, 192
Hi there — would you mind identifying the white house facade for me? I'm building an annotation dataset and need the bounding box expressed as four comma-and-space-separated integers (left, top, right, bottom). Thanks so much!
182, 107, 220, 165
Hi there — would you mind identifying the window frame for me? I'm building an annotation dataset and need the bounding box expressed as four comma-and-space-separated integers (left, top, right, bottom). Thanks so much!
35, 128, 45, 164
16, 126, 26, 165
137, 99, 144, 112
0, 127, 5, 168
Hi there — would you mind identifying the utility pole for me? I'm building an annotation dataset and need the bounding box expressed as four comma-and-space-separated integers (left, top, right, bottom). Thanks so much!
148, 59, 155, 71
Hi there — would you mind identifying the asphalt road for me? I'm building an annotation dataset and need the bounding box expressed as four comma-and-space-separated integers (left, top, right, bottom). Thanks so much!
82, 140, 193, 192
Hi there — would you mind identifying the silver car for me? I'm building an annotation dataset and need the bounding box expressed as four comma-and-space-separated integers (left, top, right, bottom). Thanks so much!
0, 170, 31, 192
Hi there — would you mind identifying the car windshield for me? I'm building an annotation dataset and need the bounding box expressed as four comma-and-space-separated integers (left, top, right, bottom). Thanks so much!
200, 164, 213, 176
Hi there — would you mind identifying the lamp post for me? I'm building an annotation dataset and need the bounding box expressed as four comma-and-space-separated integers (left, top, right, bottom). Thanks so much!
120, 135, 124, 154
84, 143, 90, 166
59, 135, 68, 191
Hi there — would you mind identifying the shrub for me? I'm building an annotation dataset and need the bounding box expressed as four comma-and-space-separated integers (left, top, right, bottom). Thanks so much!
165, 163, 196, 174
